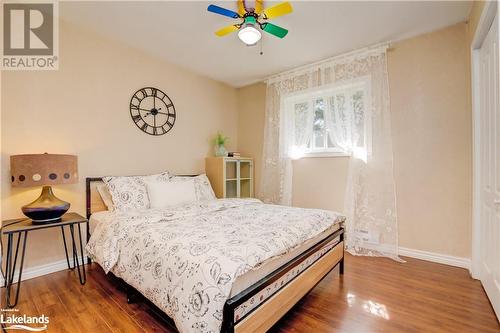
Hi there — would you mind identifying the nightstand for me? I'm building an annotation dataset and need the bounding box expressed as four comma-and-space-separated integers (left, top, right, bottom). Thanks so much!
1, 212, 87, 308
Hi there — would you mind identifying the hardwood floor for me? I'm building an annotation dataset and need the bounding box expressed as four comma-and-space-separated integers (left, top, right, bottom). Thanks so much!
1, 254, 498, 333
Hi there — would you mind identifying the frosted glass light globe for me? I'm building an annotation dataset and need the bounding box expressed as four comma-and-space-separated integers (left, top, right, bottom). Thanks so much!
238, 24, 261, 46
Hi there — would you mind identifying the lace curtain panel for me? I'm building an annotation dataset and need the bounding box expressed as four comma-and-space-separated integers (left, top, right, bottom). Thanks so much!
259, 45, 400, 259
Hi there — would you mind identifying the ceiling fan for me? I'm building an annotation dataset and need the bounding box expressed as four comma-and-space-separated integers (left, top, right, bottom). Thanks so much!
207, 0, 293, 46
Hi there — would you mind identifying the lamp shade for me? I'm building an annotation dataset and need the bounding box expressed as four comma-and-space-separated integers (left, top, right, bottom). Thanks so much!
10, 153, 78, 188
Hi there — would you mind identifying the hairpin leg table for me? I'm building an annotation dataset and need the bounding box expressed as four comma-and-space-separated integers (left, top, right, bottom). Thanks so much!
1, 213, 87, 308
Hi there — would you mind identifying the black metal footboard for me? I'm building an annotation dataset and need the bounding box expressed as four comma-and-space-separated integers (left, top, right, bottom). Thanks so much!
221, 227, 345, 333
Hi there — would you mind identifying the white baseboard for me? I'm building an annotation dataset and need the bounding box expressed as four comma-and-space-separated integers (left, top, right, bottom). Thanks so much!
0, 247, 470, 286
0, 256, 86, 286
399, 247, 471, 270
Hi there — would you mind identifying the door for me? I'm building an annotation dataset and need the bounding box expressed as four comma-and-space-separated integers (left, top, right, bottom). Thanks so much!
239, 159, 254, 198
224, 159, 238, 198
478, 13, 500, 319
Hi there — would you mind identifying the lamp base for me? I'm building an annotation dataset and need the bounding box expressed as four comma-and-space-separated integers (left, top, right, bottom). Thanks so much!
22, 186, 70, 224
30, 216, 63, 225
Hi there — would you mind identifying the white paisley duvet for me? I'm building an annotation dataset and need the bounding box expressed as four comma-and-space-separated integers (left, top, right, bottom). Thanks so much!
86, 198, 345, 333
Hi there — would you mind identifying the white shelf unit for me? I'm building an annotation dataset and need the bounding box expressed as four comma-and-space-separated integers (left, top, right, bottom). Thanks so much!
205, 157, 254, 199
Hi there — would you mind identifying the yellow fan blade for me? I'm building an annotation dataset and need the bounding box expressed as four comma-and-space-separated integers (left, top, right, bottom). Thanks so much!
237, 0, 246, 16
262, 1, 292, 19
255, 0, 263, 14
215, 24, 240, 37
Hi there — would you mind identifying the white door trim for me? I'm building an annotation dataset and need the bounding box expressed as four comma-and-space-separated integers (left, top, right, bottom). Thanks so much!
471, 0, 498, 279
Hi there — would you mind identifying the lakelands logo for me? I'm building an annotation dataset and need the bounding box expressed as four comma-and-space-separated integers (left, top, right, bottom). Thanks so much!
1, 308, 49, 331
1, 1, 59, 70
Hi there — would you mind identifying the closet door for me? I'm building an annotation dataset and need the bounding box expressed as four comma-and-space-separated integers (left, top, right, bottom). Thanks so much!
478, 13, 500, 319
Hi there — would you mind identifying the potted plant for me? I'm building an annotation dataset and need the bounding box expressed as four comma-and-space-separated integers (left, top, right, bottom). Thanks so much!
213, 132, 229, 157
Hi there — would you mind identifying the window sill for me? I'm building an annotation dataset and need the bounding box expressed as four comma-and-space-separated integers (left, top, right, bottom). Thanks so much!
302, 151, 351, 158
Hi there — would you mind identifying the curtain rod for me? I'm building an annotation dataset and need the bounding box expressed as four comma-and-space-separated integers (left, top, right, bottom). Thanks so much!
265, 41, 392, 83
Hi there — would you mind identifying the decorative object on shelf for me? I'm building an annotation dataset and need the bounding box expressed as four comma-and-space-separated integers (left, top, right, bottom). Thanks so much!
10, 153, 78, 224
228, 152, 241, 157
213, 132, 229, 157
207, 0, 292, 46
130, 87, 176, 136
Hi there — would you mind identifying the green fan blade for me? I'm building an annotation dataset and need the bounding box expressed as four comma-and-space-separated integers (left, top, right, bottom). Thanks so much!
262, 22, 288, 38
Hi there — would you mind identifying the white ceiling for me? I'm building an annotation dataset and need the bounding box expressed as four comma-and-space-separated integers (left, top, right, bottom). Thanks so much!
60, 1, 472, 87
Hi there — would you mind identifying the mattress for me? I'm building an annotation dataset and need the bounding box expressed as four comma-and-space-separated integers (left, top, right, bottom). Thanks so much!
230, 222, 339, 296
89, 210, 340, 297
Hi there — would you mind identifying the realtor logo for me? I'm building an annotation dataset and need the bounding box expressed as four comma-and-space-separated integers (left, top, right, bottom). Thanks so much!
1, 1, 59, 70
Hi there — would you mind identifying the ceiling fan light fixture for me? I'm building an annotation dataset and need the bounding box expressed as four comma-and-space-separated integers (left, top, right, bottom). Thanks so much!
238, 22, 261, 46
208, 2, 292, 43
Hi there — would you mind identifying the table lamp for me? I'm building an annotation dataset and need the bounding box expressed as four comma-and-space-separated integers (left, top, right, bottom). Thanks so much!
10, 153, 78, 224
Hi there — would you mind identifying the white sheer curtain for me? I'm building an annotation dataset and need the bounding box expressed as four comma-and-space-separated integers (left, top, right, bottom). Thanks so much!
261, 71, 323, 205
282, 99, 315, 159
260, 45, 400, 260
324, 93, 353, 153
277, 99, 315, 204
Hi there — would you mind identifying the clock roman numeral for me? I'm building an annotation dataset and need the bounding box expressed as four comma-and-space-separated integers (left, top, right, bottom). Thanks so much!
166, 120, 174, 128
132, 114, 141, 122
151, 88, 157, 97
131, 96, 141, 104
141, 123, 149, 132
140, 89, 148, 99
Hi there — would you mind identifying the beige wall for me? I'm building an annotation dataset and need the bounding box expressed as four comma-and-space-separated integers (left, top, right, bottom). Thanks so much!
1, 20, 238, 268
390, 23, 471, 258
291, 157, 350, 213
237, 23, 472, 258
236, 83, 266, 195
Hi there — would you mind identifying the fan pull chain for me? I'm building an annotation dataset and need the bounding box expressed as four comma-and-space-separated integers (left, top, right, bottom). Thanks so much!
260, 37, 264, 55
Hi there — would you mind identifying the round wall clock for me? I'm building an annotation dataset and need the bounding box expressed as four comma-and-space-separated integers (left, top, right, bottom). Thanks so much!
129, 87, 176, 136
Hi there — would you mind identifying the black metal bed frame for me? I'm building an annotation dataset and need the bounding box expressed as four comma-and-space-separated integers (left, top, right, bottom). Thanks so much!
221, 229, 344, 333
85, 177, 345, 333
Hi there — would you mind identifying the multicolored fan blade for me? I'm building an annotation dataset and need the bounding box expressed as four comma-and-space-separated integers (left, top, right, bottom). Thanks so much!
262, 22, 288, 38
254, 0, 263, 14
215, 24, 240, 37
262, 2, 292, 19
207, 5, 240, 19
237, 0, 246, 16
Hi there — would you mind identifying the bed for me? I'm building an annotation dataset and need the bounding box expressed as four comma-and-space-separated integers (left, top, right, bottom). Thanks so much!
85, 176, 345, 333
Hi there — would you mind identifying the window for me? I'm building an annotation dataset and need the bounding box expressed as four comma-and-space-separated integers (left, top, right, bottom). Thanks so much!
283, 78, 370, 159
310, 97, 335, 152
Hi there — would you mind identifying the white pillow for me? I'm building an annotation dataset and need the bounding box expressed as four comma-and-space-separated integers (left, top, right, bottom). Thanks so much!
146, 180, 197, 208
172, 174, 216, 201
96, 184, 114, 211
103, 171, 171, 212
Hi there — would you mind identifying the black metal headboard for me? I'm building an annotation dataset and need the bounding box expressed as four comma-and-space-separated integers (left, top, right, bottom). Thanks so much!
86, 177, 104, 220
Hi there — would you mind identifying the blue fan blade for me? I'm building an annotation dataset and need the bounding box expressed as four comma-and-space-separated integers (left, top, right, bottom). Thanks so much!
207, 5, 240, 19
